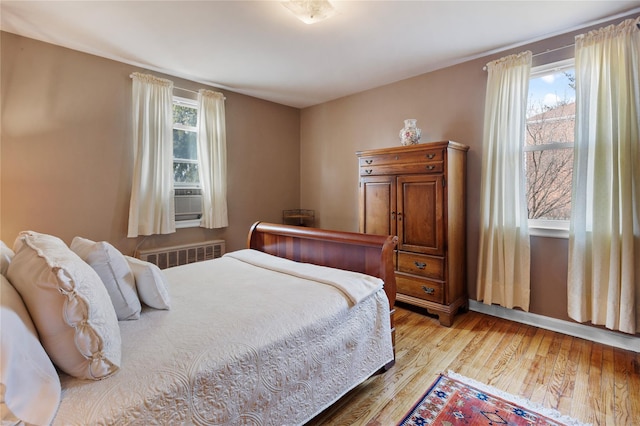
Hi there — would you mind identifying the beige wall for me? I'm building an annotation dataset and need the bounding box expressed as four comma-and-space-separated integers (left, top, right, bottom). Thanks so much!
300, 13, 637, 323
1, 32, 300, 255
300, 57, 488, 308
2, 12, 636, 327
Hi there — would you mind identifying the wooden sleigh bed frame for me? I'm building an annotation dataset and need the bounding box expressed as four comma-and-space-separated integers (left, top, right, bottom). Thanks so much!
248, 221, 398, 364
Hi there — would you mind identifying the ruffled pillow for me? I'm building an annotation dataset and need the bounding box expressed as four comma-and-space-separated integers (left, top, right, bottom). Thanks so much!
71, 237, 141, 320
125, 256, 171, 310
7, 231, 121, 380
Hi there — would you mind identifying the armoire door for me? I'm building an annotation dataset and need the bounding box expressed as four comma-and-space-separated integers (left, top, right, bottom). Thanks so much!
359, 175, 396, 237
396, 174, 444, 255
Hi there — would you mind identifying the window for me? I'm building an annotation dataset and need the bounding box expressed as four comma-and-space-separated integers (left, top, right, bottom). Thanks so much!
525, 59, 575, 237
173, 96, 202, 227
173, 96, 199, 187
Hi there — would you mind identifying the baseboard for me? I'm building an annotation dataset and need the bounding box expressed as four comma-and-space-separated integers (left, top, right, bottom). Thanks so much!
468, 300, 639, 353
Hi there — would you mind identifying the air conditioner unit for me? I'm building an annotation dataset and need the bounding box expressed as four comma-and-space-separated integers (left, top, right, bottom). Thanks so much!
175, 188, 202, 221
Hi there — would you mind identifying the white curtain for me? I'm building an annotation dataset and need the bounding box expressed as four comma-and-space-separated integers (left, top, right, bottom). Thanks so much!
127, 73, 176, 237
477, 51, 532, 311
568, 17, 640, 334
197, 89, 228, 228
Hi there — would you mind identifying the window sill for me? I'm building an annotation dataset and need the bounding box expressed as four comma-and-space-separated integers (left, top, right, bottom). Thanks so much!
176, 219, 201, 229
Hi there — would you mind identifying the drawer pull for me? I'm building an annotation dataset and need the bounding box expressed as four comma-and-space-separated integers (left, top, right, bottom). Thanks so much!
414, 261, 427, 269
426, 153, 435, 159
365, 159, 373, 165
426, 165, 435, 170
365, 169, 372, 175
422, 286, 435, 295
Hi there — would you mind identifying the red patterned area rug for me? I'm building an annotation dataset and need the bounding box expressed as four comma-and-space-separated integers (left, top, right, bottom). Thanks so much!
398, 371, 590, 426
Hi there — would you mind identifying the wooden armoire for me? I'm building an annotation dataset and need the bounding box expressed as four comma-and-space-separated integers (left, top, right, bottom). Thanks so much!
357, 141, 469, 326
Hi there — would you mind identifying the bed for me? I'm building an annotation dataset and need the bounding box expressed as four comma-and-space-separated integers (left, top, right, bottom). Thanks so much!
1, 222, 397, 425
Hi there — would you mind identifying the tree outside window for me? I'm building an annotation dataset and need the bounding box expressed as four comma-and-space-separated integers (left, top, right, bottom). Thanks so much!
525, 61, 575, 224
173, 98, 199, 186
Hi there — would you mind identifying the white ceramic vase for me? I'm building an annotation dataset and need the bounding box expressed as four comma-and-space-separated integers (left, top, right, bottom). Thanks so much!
399, 119, 421, 145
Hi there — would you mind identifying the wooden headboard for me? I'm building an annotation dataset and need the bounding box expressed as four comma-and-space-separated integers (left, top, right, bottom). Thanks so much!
247, 221, 398, 366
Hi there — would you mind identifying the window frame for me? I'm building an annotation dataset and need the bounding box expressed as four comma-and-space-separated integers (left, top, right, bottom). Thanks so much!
526, 58, 575, 239
172, 95, 202, 229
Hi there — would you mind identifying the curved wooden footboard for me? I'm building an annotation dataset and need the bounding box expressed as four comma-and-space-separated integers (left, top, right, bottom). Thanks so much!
248, 221, 398, 366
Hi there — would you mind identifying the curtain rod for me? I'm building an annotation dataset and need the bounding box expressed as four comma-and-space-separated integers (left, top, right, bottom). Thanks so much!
482, 43, 574, 71
129, 73, 225, 98
175, 86, 227, 100
532, 43, 574, 58
484, 21, 639, 71
174, 86, 198, 95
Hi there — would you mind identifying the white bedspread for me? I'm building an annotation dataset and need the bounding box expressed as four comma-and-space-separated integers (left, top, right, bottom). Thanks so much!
53, 251, 393, 425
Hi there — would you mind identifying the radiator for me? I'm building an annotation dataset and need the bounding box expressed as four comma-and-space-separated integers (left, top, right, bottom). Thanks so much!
135, 240, 225, 270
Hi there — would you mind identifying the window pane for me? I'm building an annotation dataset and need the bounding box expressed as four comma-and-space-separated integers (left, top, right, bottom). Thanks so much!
525, 148, 573, 220
528, 69, 575, 114
526, 103, 575, 146
526, 66, 575, 222
173, 161, 199, 184
173, 98, 199, 187
173, 104, 197, 127
173, 129, 197, 160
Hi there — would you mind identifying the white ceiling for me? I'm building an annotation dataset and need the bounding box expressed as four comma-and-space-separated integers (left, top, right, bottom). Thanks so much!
1, 1, 639, 108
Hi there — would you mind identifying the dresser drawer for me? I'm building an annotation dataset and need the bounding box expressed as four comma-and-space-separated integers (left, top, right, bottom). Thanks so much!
360, 161, 443, 176
359, 149, 443, 167
397, 252, 444, 280
396, 273, 445, 304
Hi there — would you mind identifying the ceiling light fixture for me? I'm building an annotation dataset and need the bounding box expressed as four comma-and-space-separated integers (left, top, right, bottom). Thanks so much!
281, 0, 337, 25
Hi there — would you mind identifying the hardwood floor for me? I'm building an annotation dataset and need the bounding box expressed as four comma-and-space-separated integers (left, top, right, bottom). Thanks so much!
307, 304, 640, 426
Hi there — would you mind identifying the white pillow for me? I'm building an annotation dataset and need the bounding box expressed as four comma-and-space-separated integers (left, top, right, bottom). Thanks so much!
1, 274, 61, 425
0, 240, 14, 276
125, 256, 171, 310
70, 237, 141, 320
7, 231, 121, 380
